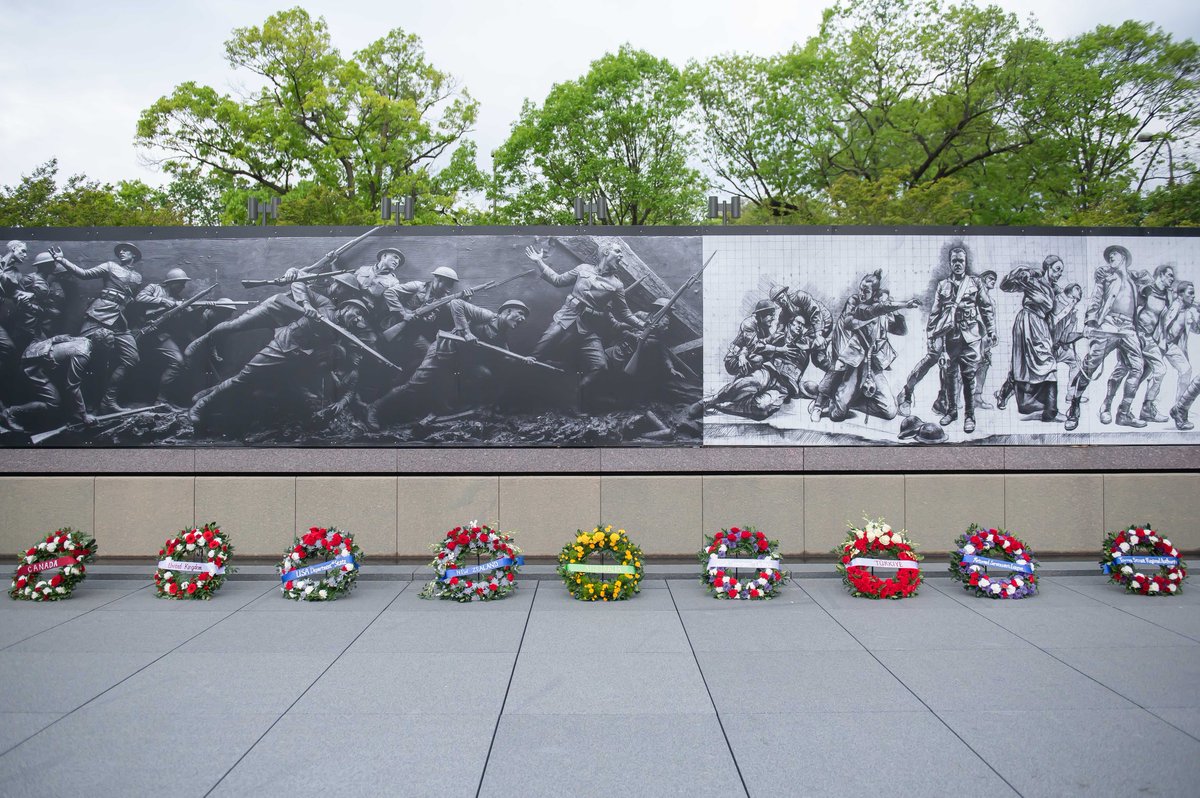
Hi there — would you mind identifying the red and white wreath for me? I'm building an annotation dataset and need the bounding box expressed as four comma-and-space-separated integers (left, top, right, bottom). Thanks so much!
10, 527, 97, 602
833, 519, 923, 599
279, 526, 362, 601
154, 522, 232, 600
1100, 524, 1187, 596
420, 522, 522, 601
699, 526, 787, 599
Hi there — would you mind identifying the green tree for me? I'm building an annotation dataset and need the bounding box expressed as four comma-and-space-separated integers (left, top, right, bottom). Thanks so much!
0, 160, 183, 227
492, 45, 705, 225
135, 8, 481, 224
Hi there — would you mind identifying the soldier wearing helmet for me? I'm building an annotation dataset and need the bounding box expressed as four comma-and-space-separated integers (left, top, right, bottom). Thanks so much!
381, 266, 472, 369
134, 267, 206, 406
13, 252, 68, 348
368, 296, 531, 428
47, 243, 146, 413
7, 332, 116, 430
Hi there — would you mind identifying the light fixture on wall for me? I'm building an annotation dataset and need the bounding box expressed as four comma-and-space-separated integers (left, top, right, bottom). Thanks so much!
382, 195, 415, 223
708, 195, 742, 225
572, 196, 608, 225
246, 196, 280, 225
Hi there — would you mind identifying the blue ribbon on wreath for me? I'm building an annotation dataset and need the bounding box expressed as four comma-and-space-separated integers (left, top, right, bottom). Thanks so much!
962, 554, 1034, 574
281, 554, 356, 584
1102, 554, 1178, 574
443, 556, 524, 581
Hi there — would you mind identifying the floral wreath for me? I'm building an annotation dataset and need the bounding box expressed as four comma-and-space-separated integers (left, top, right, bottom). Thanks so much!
949, 524, 1038, 599
698, 526, 787, 599
10, 527, 97, 602
557, 525, 643, 601
154, 522, 232, 600
419, 522, 522, 602
833, 518, 922, 599
1100, 524, 1187, 596
280, 526, 362, 601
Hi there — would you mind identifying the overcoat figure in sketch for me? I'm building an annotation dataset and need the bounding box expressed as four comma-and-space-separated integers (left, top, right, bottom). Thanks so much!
923, 245, 995, 434
994, 255, 1064, 422
1065, 245, 1146, 431
809, 270, 920, 423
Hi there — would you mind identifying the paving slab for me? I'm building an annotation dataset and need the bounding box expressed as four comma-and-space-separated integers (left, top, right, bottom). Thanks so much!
504, 651, 711, 715
874, 647, 1134, 711
210, 713, 490, 798
699, 650, 924, 713
1145, 707, 1200, 740
0, 609, 94, 649
291, 652, 516, 715
349, 610, 528, 654
722, 711, 1018, 797
480, 713, 745, 797
176, 610, 381, 654
0, 651, 158, 713
240, 580, 406, 612
5, 610, 222, 654
927, 577, 1107, 609
98, 580, 274, 611
87, 652, 337, 715
824, 606, 1032, 651
520, 609, 691, 654
0, 705, 279, 797
5, 580, 148, 612
1042, 645, 1200, 708
940, 708, 1200, 798
970, 604, 1196, 648
0, 712, 61, 754
1058, 576, 1200, 607
679, 606, 861, 652
797, 576, 961, 611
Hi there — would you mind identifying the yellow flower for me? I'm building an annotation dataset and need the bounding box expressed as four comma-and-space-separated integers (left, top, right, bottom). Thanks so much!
634, 561, 641, 567
618, 529, 625, 535
605, 525, 612, 533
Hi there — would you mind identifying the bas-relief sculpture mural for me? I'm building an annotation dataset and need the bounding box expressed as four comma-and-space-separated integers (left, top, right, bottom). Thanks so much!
0, 227, 1194, 448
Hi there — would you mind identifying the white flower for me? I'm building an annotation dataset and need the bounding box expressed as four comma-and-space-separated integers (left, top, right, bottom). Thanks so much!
213, 537, 223, 545
1005, 586, 1016, 595
207, 549, 216, 558
24, 587, 32, 596
163, 571, 173, 580
47, 542, 57, 552
292, 552, 301, 561
866, 528, 878, 542
882, 524, 893, 534
990, 584, 1002, 594
963, 545, 976, 555
855, 529, 866, 539
1013, 577, 1024, 587
181, 582, 190, 590
1118, 543, 1131, 552
304, 586, 314, 595
1169, 572, 1181, 581
318, 589, 328, 599
55, 587, 65, 594
978, 578, 990, 587
345, 562, 355, 571
1168, 584, 1177, 593
1121, 566, 1133, 575
25, 556, 34, 564
1128, 535, 1139, 545
1148, 583, 1160, 593
879, 534, 891, 546
1161, 538, 1171, 548
186, 543, 196, 551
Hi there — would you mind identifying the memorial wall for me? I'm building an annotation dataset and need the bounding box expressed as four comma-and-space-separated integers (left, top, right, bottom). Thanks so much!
1, 226, 1197, 558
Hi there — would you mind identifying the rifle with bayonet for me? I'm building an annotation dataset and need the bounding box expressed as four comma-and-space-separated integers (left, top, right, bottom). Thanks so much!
241, 226, 383, 288
624, 251, 717, 376
190, 300, 256, 308
437, 331, 565, 374
314, 316, 405, 374
31, 404, 168, 445
383, 269, 536, 341
134, 284, 219, 339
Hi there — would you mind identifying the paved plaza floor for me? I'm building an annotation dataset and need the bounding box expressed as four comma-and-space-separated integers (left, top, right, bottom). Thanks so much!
0, 571, 1197, 797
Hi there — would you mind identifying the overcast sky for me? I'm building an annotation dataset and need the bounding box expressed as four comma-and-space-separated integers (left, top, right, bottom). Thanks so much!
2, 0, 1198, 189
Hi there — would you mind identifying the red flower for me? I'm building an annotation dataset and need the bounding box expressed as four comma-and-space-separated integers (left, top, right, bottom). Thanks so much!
757, 540, 769, 551
506, 572, 515, 582
489, 584, 498, 592
729, 527, 740, 535
285, 581, 294, 590
740, 530, 751, 540
293, 544, 305, 555
968, 573, 980, 586
186, 583, 198, 595
449, 577, 459, 586
330, 533, 342, 547
457, 534, 469, 546
853, 538, 866, 551
168, 583, 179, 595
16, 577, 26, 588
714, 531, 724, 539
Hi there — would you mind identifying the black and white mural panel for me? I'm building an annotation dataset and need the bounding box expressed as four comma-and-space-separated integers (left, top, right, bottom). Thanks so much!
0, 231, 703, 447
703, 233, 1200, 445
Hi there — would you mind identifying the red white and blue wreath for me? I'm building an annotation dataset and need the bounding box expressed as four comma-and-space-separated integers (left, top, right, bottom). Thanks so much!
154, 523, 231, 600
699, 526, 787, 599
949, 524, 1038, 599
420, 522, 523, 601
10, 527, 97, 601
280, 526, 362, 601
1100, 524, 1187, 596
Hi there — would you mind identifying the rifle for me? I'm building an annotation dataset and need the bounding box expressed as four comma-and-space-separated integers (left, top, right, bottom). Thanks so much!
32, 404, 168, 445
624, 251, 716, 376
313, 316, 405, 374
240, 226, 383, 288
190, 301, 256, 308
134, 284, 219, 339
438, 331, 565, 373
383, 269, 537, 341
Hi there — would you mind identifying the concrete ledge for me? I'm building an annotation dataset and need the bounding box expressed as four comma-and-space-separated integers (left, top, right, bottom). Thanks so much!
5, 444, 1198, 473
